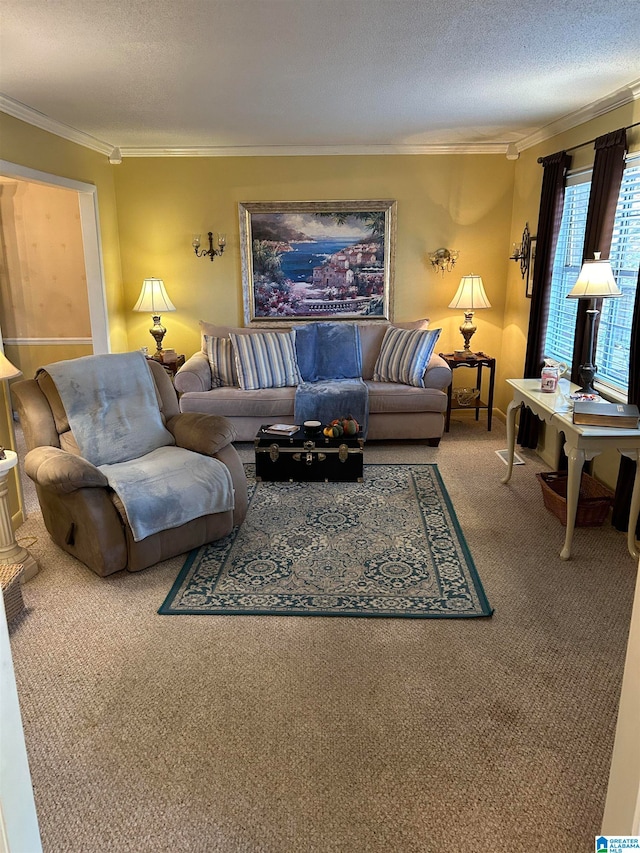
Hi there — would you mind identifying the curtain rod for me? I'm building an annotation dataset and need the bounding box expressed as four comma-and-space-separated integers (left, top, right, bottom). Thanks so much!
537, 120, 640, 163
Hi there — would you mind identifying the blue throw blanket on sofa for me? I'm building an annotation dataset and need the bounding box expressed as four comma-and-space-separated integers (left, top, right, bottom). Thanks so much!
294, 322, 369, 435
295, 378, 369, 435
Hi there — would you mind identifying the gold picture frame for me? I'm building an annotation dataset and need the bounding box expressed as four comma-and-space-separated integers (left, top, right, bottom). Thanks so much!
238, 199, 396, 325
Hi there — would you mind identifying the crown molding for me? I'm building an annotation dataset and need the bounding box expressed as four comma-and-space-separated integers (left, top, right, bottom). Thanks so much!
3, 79, 639, 160
517, 78, 640, 152
0, 94, 113, 156
118, 142, 507, 157
0, 97, 507, 156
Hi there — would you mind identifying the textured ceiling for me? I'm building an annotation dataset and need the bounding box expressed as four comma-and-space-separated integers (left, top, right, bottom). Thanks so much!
1, 0, 639, 156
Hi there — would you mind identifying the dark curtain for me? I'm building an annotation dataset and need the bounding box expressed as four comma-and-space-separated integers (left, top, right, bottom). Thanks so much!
612, 265, 640, 537
570, 128, 628, 383
517, 151, 572, 448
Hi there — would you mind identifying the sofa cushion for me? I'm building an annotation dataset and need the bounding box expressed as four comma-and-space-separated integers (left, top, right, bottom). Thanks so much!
373, 327, 441, 388
366, 381, 448, 414
179, 386, 296, 418
204, 334, 238, 387
359, 319, 429, 379
230, 331, 300, 390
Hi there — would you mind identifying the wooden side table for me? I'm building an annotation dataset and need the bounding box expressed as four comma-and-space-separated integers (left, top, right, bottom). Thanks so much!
440, 352, 496, 432
147, 354, 185, 380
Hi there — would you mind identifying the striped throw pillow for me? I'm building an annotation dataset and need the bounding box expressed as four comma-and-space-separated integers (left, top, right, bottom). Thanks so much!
373, 327, 441, 387
230, 331, 300, 390
204, 335, 238, 387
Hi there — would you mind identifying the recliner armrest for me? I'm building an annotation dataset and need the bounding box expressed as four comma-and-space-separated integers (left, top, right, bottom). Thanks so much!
166, 413, 236, 456
25, 446, 109, 494
174, 351, 212, 394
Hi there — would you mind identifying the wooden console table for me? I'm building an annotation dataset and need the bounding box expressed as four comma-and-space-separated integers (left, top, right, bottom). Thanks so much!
502, 378, 640, 561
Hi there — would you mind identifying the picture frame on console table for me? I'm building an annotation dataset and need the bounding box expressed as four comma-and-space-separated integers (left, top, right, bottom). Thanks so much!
238, 199, 396, 325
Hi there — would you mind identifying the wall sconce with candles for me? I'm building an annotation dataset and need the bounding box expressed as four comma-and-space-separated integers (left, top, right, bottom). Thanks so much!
132, 277, 176, 357
448, 274, 492, 354
429, 247, 459, 275
566, 252, 622, 395
510, 222, 531, 279
192, 232, 226, 261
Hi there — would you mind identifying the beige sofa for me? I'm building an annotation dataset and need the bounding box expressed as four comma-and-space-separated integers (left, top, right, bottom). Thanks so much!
175, 320, 452, 445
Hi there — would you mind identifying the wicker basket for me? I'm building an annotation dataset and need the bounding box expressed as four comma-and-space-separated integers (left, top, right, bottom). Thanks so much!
1, 563, 25, 624
536, 471, 613, 527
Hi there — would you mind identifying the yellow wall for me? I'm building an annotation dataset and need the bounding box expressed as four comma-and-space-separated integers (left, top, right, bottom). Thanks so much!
114, 154, 515, 361
2, 103, 638, 380
3, 104, 638, 412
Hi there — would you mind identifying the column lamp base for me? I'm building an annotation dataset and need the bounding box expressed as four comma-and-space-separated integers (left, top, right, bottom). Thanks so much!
5, 551, 38, 582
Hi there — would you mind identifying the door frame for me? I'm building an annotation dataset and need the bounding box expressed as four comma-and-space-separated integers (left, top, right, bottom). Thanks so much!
0, 159, 110, 353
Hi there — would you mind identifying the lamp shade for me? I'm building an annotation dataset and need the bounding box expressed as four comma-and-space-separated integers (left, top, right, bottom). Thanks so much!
566, 253, 622, 300
448, 275, 491, 310
132, 278, 176, 313
0, 352, 22, 381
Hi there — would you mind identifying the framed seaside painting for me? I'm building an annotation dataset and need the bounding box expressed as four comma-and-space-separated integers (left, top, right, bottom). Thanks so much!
238, 200, 396, 324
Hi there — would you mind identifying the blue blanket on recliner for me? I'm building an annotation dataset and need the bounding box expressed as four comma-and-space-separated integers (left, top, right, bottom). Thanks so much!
294, 323, 369, 435
44, 352, 234, 542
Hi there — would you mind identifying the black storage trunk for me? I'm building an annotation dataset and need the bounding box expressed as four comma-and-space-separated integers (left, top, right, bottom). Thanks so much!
254, 426, 364, 482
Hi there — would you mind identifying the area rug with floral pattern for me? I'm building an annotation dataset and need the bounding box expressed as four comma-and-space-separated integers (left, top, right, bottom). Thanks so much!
159, 464, 493, 618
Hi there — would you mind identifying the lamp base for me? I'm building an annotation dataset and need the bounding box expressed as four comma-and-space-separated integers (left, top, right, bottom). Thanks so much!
0, 549, 39, 582
0, 454, 39, 581
576, 362, 598, 396
459, 311, 476, 351
150, 314, 166, 353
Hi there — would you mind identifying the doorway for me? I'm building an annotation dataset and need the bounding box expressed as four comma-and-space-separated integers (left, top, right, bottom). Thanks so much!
0, 160, 110, 525
0, 158, 110, 361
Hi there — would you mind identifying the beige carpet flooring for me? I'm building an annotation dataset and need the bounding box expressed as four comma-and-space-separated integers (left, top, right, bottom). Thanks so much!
9, 414, 638, 853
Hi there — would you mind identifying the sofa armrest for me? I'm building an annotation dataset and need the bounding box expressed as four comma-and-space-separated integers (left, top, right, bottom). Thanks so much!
422, 354, 453, 391
25, 447, 109, 494
174, 351, 212, 394
166, 413, 237, 456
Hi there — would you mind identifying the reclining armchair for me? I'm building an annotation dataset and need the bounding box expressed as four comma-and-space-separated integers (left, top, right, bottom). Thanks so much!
12, 355, 248, 577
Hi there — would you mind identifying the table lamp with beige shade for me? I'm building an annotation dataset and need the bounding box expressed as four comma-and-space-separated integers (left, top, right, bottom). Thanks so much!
448, 274, 492, 355
132, 277, 176, 358
0, 352, 38, 581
